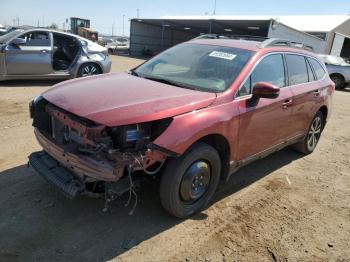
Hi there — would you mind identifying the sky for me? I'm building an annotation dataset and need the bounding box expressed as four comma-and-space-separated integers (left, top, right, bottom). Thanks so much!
1, 0, 350, 36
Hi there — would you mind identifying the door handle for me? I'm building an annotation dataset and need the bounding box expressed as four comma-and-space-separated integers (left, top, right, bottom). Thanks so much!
40, 49, 47, 53
282, 99, 293, 109
314, 90, 320, 97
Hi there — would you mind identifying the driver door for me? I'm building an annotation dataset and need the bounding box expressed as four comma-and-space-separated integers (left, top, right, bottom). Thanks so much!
236, 53, 294, 160
5, 31, 53, 75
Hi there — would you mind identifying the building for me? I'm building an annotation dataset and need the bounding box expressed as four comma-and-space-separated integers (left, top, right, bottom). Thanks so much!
129, 15, 350, 57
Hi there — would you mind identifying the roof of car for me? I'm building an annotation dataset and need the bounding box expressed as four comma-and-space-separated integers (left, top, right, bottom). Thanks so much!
18, 28, 89, 41
188, 38, 316, 56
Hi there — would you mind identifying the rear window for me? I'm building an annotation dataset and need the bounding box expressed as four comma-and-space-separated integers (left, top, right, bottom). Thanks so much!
308, 58, 326, 80
286, 54, 309, 85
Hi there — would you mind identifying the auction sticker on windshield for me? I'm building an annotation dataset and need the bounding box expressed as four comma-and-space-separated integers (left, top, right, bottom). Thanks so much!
209, 51, 237, 60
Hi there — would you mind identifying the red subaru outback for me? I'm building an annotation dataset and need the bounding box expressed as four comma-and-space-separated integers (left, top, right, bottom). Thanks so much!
29, 36, 334, 218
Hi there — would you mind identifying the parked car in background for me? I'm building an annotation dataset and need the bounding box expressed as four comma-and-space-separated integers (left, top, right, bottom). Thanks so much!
29, 36, 334, 218
0, 25, 8, 36
104, 37, 130, 54
0, 28, 111, 81
318, 54, 350, 89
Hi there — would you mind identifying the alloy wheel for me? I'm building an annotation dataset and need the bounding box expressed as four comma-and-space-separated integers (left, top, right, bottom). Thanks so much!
81, 64, 99, 77
307, 116, 322, 151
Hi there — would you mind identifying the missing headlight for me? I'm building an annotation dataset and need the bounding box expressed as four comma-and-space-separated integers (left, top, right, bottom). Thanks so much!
109, 118, 173, 152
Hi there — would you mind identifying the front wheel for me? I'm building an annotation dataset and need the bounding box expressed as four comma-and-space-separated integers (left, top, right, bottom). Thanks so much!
159, 143, 221, 218
78, 63, 101, 77
292, 111, 324, 154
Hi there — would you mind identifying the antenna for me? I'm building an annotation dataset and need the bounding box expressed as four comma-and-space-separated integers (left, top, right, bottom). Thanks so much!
213, 0, 217, 15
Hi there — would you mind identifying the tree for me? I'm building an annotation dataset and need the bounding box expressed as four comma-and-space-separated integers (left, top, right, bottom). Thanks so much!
48, 23, 58, 29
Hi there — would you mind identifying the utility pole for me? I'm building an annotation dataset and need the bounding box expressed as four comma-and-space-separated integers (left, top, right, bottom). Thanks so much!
213, 0, 217, 15
137, 8, 140, 18
112, 21, 115, 36
122, 14, 125, 36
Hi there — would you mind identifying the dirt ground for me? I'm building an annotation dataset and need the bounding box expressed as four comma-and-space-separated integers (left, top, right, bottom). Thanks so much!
0, 55, 349, 262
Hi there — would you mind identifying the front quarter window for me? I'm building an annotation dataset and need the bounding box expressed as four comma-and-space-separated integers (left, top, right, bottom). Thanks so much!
135, 43, 253, 93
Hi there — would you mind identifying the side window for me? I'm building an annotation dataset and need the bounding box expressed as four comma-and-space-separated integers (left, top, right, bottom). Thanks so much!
18, 32, 50, 46
237, 54, 285, 96
286, 54, 309, 85
306, 58, 315, 82
308, 58, 326, 80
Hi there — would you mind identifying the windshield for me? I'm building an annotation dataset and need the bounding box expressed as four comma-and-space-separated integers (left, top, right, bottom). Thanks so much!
134, 43, 254, 92
0, 29, 22, 44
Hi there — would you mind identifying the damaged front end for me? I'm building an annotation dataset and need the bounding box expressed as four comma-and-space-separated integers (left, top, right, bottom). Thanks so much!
28, 96, 175, 208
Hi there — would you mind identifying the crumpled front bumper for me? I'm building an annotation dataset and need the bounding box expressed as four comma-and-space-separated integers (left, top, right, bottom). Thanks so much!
34, 128, 122, 182
29, 151, 84, 199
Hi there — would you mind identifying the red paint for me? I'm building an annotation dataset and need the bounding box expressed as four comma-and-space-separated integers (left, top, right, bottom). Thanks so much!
43, 72, 216, 126
41, 41, 334, 165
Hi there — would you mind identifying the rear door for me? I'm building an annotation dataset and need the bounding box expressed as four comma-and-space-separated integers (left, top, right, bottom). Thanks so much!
287, 54, 327, 135
236, 53, 294, 160
5, 31, 53, 75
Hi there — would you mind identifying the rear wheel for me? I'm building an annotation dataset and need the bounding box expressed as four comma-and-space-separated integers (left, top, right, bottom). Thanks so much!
292, 111, 324, 154
160, 143, 221, 218
78, 63, 101, 77
330, 74, 346, 90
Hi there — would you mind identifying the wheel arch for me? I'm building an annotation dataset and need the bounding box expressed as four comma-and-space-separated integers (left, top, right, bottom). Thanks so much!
318, 105, 328, 129
195, 134, 231, 181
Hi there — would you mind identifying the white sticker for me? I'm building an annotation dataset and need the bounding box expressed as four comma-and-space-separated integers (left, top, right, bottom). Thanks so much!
209, 51, 237, 60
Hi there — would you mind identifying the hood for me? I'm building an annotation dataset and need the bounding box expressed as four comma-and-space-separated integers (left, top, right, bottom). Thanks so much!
42, 73, 216, 126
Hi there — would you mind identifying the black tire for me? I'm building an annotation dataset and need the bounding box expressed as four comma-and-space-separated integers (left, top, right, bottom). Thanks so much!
160, 142, 221, 218
78, 63, 101, 77
330, 74, 346, 90
292, 111, 324, 154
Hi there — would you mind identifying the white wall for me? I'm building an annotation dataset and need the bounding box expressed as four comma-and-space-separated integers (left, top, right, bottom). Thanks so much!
268, 22, 327, 53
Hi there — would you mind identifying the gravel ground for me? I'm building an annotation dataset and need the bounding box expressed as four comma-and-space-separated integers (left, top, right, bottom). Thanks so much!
0, 55, 349, 262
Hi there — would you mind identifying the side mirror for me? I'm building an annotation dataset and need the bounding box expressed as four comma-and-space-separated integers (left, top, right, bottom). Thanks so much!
252, 82, 280, 99
10, 38, 26, 46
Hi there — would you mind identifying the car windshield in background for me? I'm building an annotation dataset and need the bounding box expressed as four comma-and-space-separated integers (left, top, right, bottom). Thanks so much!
135, 43, 254, 92
0, 29, 22, 44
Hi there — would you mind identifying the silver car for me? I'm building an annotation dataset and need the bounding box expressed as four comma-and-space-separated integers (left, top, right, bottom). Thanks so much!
318, 54, 350, 90
0, 28, 111, 81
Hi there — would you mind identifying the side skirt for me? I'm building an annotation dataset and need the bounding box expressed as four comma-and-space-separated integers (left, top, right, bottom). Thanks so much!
226, 133, 305, 181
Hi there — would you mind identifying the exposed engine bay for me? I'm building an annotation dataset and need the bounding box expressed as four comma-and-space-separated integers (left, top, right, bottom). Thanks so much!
29, 96, 175, 212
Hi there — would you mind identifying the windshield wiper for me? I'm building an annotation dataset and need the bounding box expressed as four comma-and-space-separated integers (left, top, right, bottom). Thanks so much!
143, 76, 196, 90
129, 69, 139, 77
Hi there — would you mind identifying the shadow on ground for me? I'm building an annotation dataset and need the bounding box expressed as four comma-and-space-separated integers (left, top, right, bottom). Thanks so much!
0, 148, 304, 262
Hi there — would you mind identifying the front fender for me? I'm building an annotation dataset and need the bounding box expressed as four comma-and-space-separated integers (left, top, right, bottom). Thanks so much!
153, 101, 240, 160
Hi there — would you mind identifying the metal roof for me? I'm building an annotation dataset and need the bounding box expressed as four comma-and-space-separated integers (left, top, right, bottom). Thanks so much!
159, 15, 350, 32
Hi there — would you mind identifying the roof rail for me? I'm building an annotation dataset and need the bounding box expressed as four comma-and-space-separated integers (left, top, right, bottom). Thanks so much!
194, 34, 269, 42
259, 38, 314, 51
194, 35, 314, 52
